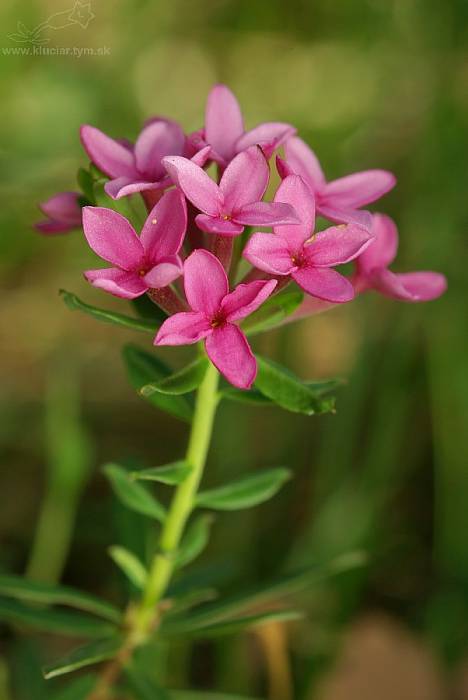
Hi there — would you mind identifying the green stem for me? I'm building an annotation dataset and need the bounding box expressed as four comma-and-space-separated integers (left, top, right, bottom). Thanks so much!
133, 362, 220, 639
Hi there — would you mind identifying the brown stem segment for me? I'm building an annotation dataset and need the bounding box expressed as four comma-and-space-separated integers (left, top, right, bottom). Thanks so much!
141, 190, 163, 212
211, 235, 234, 272
147, 287, 187, 315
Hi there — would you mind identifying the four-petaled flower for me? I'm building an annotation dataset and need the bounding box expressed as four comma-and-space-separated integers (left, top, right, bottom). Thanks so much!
354, 213, 447, 301
277, 136, 396, 228
244, 175, 374, 302
163, 146, 299, 237
35, 191, 83, 234
155, 250, 277, 388
187, 84, 296, 169
82, 189, 187, 299
80, 119, 209, 200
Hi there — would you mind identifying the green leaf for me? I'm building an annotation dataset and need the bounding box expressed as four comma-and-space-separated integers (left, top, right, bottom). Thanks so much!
176, 515, 214, 568
163, 588, 218, 616
242, 290, 304, 335
141, 357, 209, 397
255, 356, 336, 415
60, 291, 156, 334
130, 461, 192, 485
222, 378, 343, 407
0, 598, 115, 638
0, 575, 121, 624
131, 294, 168, 323
76, 167, 95, 204
123, 344, 193, 423
165, 609, 303, 639
43, 636, 122, 679
196, 468, 291, 511
162, 551, 366, 636
104, 464, 166, 522
108, 546, 147, 590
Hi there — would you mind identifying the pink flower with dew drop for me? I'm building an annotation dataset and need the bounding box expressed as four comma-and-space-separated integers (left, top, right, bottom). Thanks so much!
243, 175, 374, 303
35, 191, 82, 234
163, 146, 299, 237
277, 136, 396, 228
80, 119, 210, 200
155, 250, 277, 389
354, 213, 447, 301
82, 189, 187, 299
186, 84, 296, 168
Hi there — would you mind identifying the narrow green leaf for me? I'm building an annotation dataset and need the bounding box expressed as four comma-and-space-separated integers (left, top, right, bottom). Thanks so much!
141, 357, 209, 396
130, 461, 192, 485
162, 551, 366, 636
243, 290, 304, 335
255, 356, 336, 415
165, 609, 303, 639
60, 291, 156, 334
0, 575, 121, 624
76, 167, 95, 204
43, 636, 122, 679
104, 464, 166, 522
163, 588, 218, 616
0, 598, 115, 638
108, 546, 148, 590
222, 378, 343, 407
176, 515, 214, 568
131, 294, 168, 323
196, 468, 291, 511
123, 344, 193, 423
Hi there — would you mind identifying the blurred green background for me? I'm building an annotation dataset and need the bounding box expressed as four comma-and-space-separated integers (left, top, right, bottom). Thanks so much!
1, 0, 467, 698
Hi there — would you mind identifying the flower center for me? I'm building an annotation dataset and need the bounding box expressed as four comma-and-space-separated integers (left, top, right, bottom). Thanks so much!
210, 313, 226, 329
291, 251, 307, 268
221, 214, 232, 221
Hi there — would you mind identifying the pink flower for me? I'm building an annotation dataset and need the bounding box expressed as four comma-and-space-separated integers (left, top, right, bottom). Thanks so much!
155, 250, 277, 389
192, 84, 296, 168
163, 146, 299, 237
277, 136, 396, 228
35, 191, 82, 234
243, 175, 374, 302
354, 213, 447, 301
80, 119, 210, 200
82, 189, 187, 299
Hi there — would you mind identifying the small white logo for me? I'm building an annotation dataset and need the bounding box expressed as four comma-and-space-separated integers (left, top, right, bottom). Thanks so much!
8, 1, 95, 46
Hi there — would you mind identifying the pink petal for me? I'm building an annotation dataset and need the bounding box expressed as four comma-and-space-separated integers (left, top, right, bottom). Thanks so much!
357, 213, 398, 274
134, 120, 185, 181
190, 145, 212, 167
305, 224, 374, 267
220, 146, 269, 213
35, 220, 76, 235
162, 156, 222, 216
105, 177, 169, 200
316, 203, 373, 229
234, 201, 299, 227
82, 206, 144, 270
195, 214, 244, 236
243, 233, 295, 275
39, 192, 82, 224
155, 312, 212, 345
284, 137, 326, 191
205, 324, 257, 389
205, 84, 244, 163
292, 267, 355, 302
372, 269, 447, 302
276, 155, 295, 180
236, 122, 296, 159
273, 175, 315, 249
184, 249, 228, 316
84, 267, 147, 299
80, 125, 137, 179
220, 279, 277, 321
323, 170, 396, 208
142, 255, 183, 288
140, 189, 187, 260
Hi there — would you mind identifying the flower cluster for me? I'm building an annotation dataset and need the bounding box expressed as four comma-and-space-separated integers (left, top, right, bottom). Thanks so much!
37, 84, 447, 388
